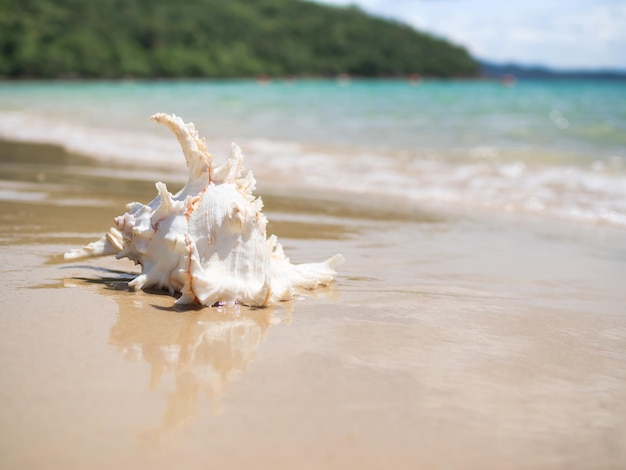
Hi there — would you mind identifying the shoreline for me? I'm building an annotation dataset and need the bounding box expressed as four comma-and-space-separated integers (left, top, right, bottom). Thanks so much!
1, 91, 624, 230
2, 135, 625, 230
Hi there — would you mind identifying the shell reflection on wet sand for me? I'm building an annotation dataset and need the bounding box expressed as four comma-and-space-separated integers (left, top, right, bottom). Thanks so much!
64, 113, 343, 307
109, 299, 288, 438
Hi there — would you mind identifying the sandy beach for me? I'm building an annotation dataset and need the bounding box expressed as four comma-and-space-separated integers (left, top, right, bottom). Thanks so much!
1, 138, 625, 469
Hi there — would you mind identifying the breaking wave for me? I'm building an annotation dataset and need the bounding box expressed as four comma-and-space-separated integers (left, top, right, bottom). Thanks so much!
1, 109, 624, 227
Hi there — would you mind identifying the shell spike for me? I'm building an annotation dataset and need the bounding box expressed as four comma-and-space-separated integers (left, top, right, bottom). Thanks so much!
214, 142, 245, 183
128, 273, 148, 291
155, 182, 173, 210
326, 253, 345, 270
150, 113, 212, 182
151, 181, 183, 222
238, 171, 257, 196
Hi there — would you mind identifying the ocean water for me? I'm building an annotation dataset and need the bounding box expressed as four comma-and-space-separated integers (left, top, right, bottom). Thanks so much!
0, 79, 625, 226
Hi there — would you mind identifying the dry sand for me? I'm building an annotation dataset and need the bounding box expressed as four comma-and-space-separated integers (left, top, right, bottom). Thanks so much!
1, 140, 625, 469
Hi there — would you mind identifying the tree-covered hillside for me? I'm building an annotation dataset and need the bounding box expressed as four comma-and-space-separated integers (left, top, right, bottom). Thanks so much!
0, 0, 479, 79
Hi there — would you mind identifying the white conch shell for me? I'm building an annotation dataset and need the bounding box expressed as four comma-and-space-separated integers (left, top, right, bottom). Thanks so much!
65, 113, 344, 307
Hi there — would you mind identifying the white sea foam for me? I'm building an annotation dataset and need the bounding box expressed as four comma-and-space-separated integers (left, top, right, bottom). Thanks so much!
1, 109, 625, 228
0, 110, 181, 165
222, 136, 626, 227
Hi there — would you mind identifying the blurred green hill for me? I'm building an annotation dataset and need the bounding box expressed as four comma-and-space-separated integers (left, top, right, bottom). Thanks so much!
0, 0, 478, 79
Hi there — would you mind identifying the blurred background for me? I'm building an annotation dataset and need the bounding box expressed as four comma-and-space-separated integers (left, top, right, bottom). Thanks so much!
1, 0, 624, 79
0, 0, 625, 225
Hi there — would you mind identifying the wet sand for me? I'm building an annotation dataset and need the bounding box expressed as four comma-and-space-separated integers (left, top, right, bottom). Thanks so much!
1, 140, 625, 469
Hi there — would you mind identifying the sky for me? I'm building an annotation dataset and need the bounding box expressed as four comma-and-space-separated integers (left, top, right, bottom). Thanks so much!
314, 0, 626, 70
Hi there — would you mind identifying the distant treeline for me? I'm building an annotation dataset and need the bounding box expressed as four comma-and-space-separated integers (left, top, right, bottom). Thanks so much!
0, 0, 479, 79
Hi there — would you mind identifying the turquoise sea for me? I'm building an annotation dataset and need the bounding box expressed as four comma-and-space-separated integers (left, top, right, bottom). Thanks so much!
1, 79, 625, 225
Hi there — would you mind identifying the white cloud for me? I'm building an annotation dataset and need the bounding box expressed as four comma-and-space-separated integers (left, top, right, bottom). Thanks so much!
313, 0, 626, 69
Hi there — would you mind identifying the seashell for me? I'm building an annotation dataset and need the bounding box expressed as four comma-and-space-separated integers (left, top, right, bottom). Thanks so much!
64, 113, 344, 307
